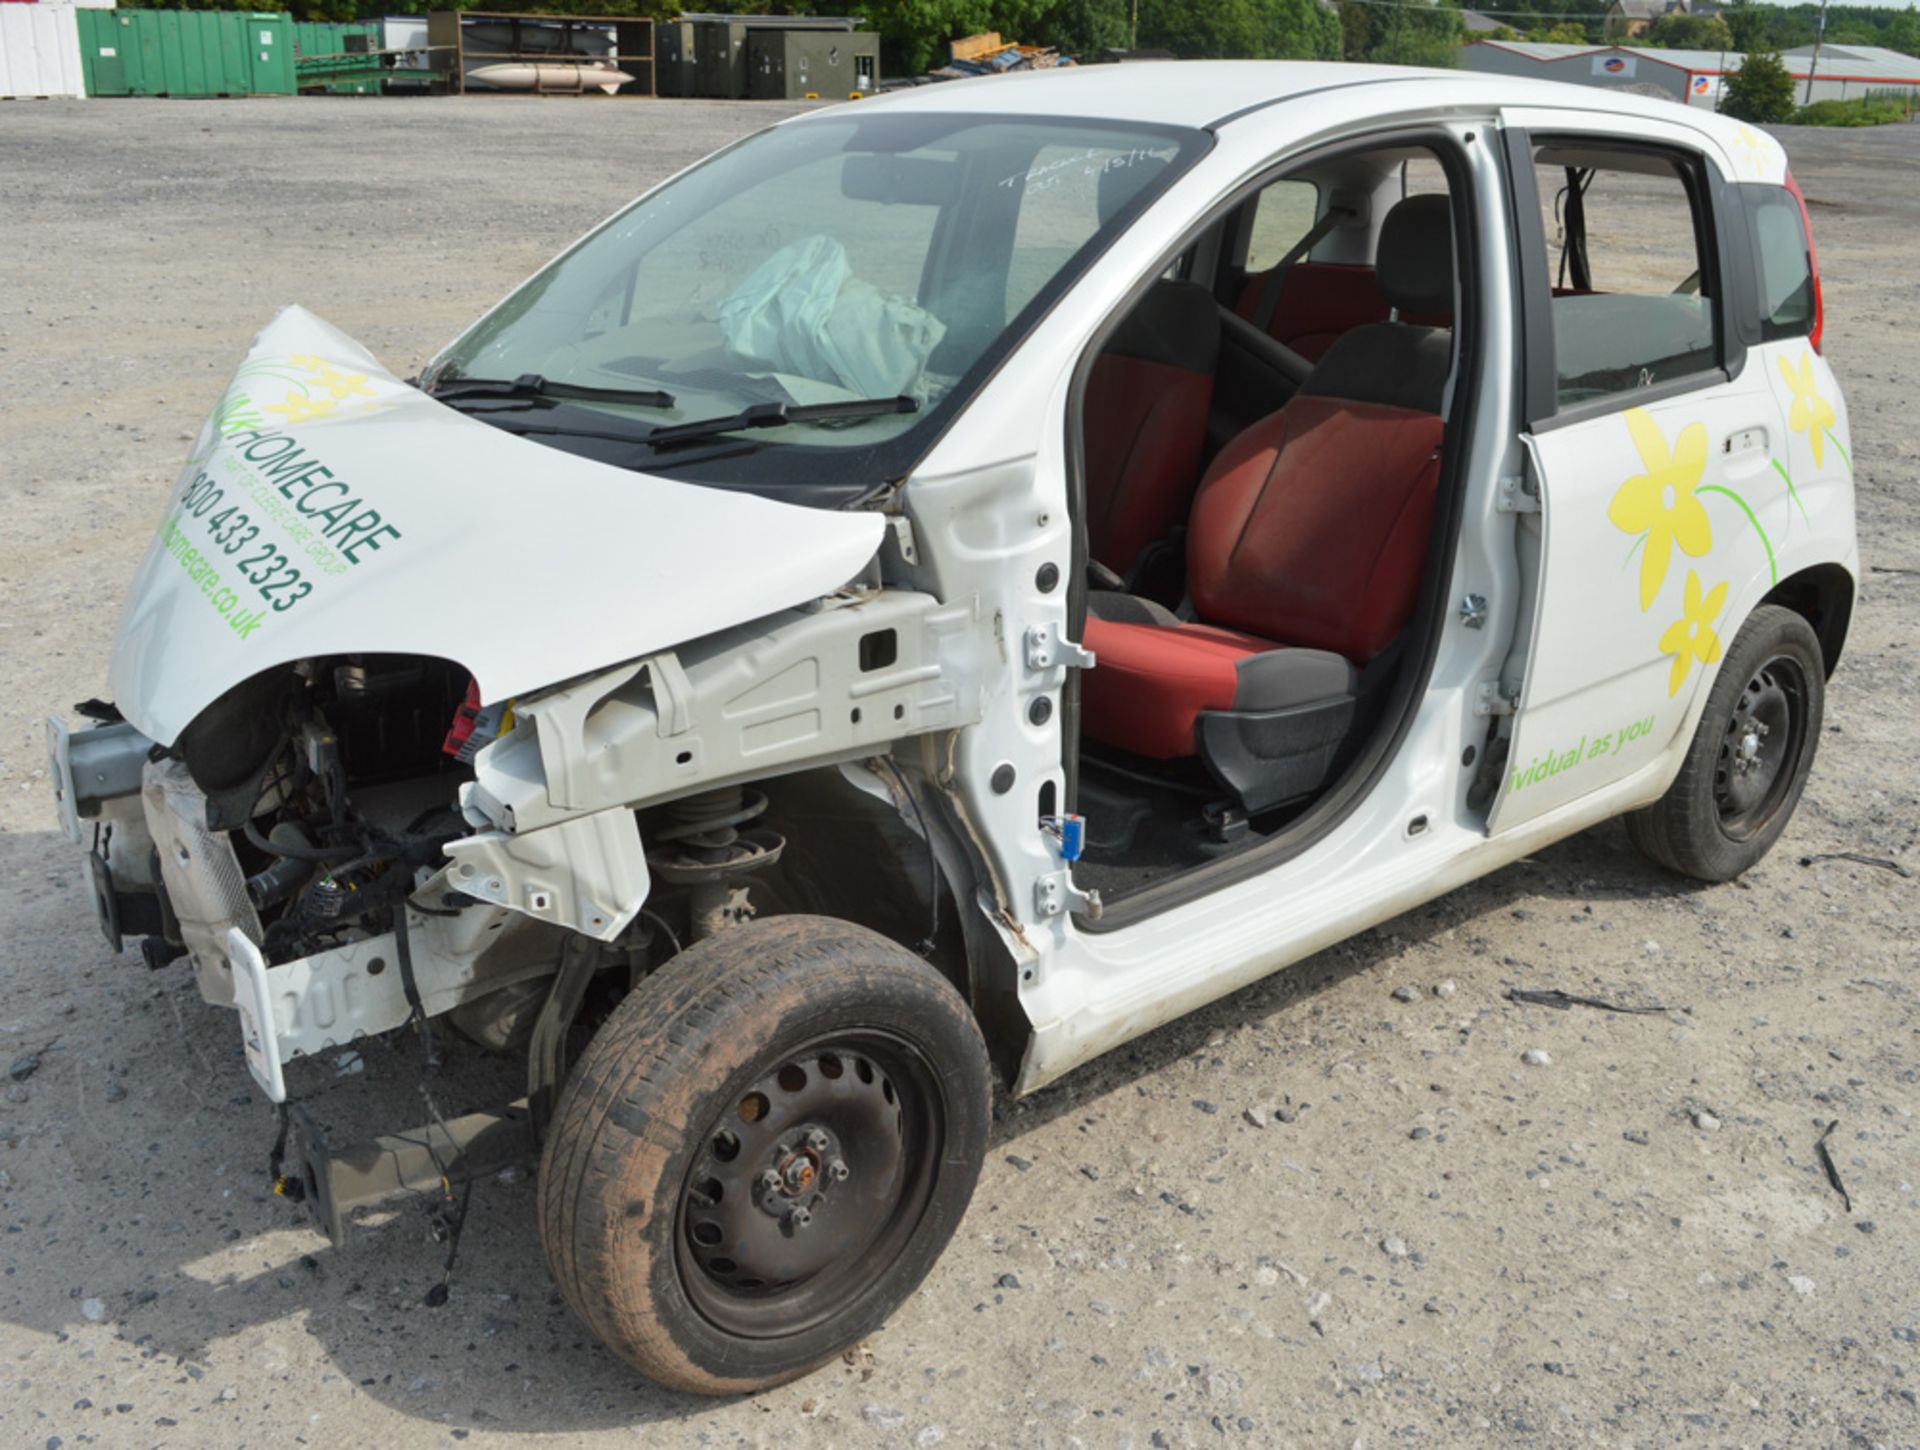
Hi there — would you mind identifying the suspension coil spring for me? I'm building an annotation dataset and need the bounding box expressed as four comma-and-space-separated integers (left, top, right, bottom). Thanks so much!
646, 787, 785, 942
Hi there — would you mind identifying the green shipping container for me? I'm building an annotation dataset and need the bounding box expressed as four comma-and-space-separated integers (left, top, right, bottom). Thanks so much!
77, 9, 297, 98
294, 21, 382, 61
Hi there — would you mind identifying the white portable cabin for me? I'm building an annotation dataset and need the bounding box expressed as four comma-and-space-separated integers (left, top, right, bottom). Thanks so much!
0, 3, 89, 100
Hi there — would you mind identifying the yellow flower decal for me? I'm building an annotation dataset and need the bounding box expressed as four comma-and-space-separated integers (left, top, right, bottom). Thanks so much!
1658, 570, 1727, 697
265, 391, 339, 425
1609, 408, 1713, 610
290, 354, 375, 401
1731, 125, 1768, 177
1778, 351, 1837, 469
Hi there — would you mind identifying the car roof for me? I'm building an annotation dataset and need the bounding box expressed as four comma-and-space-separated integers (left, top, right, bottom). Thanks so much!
825, 60, 1755, 159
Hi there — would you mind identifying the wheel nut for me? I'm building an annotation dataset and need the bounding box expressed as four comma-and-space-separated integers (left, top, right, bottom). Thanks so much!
805, 1129, 830, 1153
827, 1158, 850, 1182
789, 1204, 812, 1229
759, 1169, 783, 1195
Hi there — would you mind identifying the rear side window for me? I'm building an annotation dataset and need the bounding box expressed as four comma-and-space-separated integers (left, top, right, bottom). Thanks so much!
1532, 144, 1719, 408
1744, 186, 1815, 342
1243, 179, 1320, 270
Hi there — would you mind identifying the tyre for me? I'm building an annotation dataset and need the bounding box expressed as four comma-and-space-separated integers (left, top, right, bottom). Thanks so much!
1624, 604, 1825, 883
538, 915, 991, 1395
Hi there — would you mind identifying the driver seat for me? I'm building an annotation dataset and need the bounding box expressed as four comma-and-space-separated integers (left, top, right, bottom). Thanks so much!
1080, 194, 1454, 814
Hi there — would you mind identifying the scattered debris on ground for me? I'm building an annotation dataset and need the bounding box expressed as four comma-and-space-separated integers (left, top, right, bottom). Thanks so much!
923, 32, 1073, 83
1798, 851, 1912, 878
1507, 988, 1672, 1015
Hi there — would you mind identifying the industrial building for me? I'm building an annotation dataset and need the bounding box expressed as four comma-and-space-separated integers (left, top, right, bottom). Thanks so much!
1465, 38, 1920, 109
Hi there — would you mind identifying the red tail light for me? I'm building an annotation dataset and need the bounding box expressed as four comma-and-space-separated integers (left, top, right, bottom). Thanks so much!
1783, 169, 1824, 354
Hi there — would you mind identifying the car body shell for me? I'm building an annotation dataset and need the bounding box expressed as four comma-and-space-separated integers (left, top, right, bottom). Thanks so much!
51, 62, 1854, 1103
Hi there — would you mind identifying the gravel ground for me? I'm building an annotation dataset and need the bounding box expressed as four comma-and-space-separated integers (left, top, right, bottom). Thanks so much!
2, 98, 1918, 1449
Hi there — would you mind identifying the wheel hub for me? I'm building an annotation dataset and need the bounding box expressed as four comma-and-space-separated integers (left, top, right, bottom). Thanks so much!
1714, 657, 1805, 839
753, 1127, 850, 1226
680, 1046, 910, 1305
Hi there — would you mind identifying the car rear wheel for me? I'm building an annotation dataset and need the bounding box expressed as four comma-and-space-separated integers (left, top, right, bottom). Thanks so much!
538, 915, 991, 1395
1624, 604, 1825, 883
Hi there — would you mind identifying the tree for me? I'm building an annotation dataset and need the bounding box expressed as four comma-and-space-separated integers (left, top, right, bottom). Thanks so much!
1029, 0, 1132, 58
1367, 0, 1465, 67
1720, 48, 1796, 124
1642, 12, 1735, 50
1137, 0, 1341, 60
1722, 0, 1769, 53
1885, 9, 1920, 57
1337, 0, 1375, 61
1526, 21, 1592, 43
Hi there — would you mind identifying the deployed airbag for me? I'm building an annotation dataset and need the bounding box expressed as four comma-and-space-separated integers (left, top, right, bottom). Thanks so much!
718, 234, 947, 401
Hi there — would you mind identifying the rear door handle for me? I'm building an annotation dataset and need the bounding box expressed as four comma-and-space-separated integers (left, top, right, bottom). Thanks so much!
1724, 425, 1769, 456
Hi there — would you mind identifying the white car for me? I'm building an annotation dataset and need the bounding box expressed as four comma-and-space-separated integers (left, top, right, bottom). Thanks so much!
48, 61, 1853, 1394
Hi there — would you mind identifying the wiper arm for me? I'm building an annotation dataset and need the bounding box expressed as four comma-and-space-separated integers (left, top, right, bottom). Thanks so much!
428, 373, 675, 409
643, 396, 917, 449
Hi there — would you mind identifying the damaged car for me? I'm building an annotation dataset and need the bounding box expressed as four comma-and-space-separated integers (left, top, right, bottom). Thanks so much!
48, 61, 1855, 1394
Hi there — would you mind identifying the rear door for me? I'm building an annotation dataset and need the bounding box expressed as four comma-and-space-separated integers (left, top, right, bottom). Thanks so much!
1488, 116, 1787, 833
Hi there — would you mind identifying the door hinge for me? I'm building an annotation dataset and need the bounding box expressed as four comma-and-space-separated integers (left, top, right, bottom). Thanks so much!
886, 514, 919, 565
1025, 622, 1096, 673
1496, 473, 1539, 514
1475, 678, 1521, 716
1034, 868, 1102, 921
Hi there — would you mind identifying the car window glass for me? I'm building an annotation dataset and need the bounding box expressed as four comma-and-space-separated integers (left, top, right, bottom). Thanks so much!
1533, 147, 1718, 408
1402, 156, 1449, 198
588, 151, 942, 348
1007, 140, 1180, 315
429, 115, 1203, 495
1745, 187, 1814, 341
1243, 179, 1320, 270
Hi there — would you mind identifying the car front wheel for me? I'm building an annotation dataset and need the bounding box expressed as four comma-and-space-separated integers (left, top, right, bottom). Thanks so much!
538, 915, 991, 1395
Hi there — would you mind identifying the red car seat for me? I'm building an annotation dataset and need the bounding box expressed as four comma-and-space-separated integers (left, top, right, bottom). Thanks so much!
1082, 279, 1220, 576
1081, 194, 1454, 813
1233, 261, 1393, 361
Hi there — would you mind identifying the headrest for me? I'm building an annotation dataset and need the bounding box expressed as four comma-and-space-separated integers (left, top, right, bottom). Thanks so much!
1097, 152, 1170, 228
1099, 279, 1219, 375
1376, 194, 1454, 318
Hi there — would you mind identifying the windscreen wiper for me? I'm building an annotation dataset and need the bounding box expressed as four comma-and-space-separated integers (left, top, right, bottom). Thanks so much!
642, 396, 917, 449
427, 373, 675, 409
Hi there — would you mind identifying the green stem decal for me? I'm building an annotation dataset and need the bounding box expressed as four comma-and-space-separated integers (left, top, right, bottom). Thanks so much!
233, 364, 312, 395
1770, 457, 1812, 530
1823, 428, 1853, 476
1698, 483, 1777, 585
1622, 531, 1647, 571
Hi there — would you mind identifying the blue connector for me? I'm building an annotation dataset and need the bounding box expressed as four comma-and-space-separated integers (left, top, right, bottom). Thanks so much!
1042, 814, 1086, 863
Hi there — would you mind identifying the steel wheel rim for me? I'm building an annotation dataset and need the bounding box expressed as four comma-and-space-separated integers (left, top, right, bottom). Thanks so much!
1713, 652, 1808, 842
674, 1029, 944, 1340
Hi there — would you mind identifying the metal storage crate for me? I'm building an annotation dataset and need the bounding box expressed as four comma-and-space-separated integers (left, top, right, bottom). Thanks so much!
684, 14, 864, 99
745, 28, 877, 100
77, 9, 296, 98
655, 18, 695, 97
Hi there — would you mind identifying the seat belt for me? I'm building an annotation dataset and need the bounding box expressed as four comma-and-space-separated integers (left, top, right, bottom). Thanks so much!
1251, 206, 1354, 335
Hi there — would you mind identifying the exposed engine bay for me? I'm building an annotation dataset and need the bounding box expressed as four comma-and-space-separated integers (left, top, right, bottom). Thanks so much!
69, 643, 967, 1104
180, 655, 474, 964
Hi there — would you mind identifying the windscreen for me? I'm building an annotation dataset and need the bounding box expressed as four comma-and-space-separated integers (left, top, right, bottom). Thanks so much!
425, 112, 1207, 497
